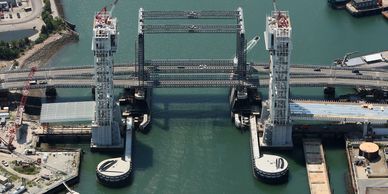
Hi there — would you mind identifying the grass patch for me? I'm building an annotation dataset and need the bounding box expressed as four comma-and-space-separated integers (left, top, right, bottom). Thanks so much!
12, 161, 41, 175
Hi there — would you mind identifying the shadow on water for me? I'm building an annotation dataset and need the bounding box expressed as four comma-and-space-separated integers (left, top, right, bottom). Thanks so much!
155, 93, 229, 104
152, 104, 229, 131
132, 133, 153, 171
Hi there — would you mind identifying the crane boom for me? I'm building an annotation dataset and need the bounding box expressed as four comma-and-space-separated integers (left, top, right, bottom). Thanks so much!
109, 0, 119, 15
245, 36, 260, 53
233, 35, 260, 65
7, 67, 37, 150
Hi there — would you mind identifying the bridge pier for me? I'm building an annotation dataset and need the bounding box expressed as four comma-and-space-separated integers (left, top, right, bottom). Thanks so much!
324, 87, 335, 99
230, 87, 261, 130
45, 86, 57, 101
121, 87, 151, 133
0, 89, 9, 107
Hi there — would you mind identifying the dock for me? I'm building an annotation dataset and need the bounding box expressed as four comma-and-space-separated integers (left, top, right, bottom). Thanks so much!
346, 139, 388, 194
35, 126, 91, 136
250, 116, 289, 182
303, 139, 332, 194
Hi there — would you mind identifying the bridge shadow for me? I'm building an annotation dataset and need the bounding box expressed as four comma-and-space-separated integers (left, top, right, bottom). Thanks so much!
151, 92, 230, 131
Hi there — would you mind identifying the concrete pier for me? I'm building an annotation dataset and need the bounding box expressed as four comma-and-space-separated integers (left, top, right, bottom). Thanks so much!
96, 117, 133, 186
303, 139, 332, 194
250, 116, 289, 183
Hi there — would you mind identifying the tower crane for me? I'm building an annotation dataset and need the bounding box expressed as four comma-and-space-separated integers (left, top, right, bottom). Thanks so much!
7, 67, 37, 150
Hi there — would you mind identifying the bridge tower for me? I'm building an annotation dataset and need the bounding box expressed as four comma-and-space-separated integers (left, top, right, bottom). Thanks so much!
91, 8, 120, 147
261, 10, 293, 147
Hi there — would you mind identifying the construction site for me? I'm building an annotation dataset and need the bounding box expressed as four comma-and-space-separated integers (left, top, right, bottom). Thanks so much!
1, 0, 388, 193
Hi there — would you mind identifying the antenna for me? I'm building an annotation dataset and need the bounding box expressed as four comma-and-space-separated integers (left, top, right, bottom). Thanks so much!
273, 0, 277, 11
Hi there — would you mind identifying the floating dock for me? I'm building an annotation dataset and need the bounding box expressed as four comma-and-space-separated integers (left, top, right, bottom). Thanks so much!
303, 139, 332, 194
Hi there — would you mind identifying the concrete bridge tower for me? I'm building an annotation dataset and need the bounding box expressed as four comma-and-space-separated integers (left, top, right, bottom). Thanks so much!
261, 10, 293, 147
90, 8, 120, 148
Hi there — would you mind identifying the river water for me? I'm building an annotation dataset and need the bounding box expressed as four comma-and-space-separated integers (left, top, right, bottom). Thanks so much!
47, 0, 388, 193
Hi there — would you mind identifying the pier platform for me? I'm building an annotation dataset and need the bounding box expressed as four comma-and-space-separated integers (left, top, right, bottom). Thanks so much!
346, 139, 388, 194
250, 116, 288, 183
96, 117, 133, 187
303, 139, 332, 194
35, 126, 91, 136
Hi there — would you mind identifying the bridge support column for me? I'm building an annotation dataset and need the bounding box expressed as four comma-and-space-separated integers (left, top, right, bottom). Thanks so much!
260, 10, 293, 148
45, 86, 57, 102
324, 87, 335, 99
236, 7, 247, 100
230, 87, 261, 130
136, 8, 146, 97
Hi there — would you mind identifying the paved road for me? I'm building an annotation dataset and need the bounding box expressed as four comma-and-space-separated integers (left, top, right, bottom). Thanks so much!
3, 63, 388, 79
4, 76, 388, 89
3, 63, 388, 89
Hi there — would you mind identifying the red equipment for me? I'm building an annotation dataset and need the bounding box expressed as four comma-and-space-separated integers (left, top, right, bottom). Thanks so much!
7, 67, 37, 150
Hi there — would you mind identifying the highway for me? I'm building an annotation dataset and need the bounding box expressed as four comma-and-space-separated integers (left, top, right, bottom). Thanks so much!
3, 76, 388, 89
2, 63, 388, 89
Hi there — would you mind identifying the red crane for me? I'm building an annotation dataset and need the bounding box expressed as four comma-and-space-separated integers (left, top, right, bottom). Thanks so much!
94, 0, 119, 23
7, 67, 37, 150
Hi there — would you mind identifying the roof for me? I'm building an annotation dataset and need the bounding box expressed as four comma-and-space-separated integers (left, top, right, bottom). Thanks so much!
366, 187, 388, 194
40, 101, 95, 123
290, 101, 388, 123
363, 53, 383, 63
353, 0, 375, 3
345, 57, 365, 66
0, 174, 7, 181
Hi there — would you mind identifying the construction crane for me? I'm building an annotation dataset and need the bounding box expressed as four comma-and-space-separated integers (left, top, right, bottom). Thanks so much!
233, 35, 260, 65
7, 67, 37, 150
109, 0, 119, 16
95, 0, 119, 22
333, 51, 358, 66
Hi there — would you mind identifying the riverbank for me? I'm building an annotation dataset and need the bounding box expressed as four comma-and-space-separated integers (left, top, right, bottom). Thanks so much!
0, 0, 77, 70
0, 30, 78, 70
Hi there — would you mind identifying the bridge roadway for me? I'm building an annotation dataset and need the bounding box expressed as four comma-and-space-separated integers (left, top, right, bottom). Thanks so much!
3, 76, 388, 89
2, 62, 388, 89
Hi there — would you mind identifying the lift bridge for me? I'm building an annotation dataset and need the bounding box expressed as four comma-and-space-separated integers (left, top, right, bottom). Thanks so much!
134, 8, 255, 90
2, 8, 388, 150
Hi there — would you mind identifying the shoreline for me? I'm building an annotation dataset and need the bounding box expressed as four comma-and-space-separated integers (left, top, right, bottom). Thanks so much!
0, 30, 78, 70
0, 0, 78, 70
53, 0, 65, 18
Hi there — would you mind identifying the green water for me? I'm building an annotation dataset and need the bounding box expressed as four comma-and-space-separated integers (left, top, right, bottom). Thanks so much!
48, 0, 387, 193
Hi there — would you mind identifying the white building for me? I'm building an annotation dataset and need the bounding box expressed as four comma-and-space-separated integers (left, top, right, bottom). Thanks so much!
262, 10, 293, 147
91, 9, 120, 147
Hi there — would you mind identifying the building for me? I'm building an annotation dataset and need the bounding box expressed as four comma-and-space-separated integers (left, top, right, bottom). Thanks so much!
0, 0, 20, 7
0, 2, 9, 11
91, 9, 121, 147
261, 10, 293, 147
0, 175, 8, 184
351, 0, 378, 10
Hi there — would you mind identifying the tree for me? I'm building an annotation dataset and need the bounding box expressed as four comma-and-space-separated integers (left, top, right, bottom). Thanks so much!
41, 25, 48, 35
